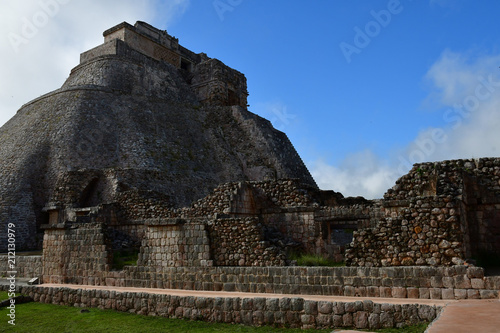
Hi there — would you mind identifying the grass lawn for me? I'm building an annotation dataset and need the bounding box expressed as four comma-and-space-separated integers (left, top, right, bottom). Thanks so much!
0, 292, 428, 333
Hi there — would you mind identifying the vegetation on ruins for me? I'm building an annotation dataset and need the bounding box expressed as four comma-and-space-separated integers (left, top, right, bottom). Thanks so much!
289, 252, 345, 267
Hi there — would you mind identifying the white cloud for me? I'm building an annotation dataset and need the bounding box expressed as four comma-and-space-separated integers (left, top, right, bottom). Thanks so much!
310, 150, 398, 199
310, 50, 500, 199
0, 0, 189, 127
401, 51, 500, 164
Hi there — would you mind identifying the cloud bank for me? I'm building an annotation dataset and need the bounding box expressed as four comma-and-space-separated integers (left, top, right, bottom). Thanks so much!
311, 50, 500, 199
0, 0, 189, 126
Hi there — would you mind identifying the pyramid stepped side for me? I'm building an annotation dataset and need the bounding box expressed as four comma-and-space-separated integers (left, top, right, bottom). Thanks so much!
0, 22, 316, 251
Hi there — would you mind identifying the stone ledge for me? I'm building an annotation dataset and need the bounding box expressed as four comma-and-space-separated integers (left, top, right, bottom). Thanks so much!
4, 285, 441, 330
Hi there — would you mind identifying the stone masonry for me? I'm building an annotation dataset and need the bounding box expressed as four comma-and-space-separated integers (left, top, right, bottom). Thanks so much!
347, 158, 500, 267
0, 21, 316, 251
3, 285, 441, 330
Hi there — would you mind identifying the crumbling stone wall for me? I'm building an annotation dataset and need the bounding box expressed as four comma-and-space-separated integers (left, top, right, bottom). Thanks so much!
348, 158, 500, 267
346, 196, 464, 267
207, 217, 287, 266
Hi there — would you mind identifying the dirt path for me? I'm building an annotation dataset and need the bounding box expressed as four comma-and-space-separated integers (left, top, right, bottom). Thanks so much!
41, 283, 452, 306
425, 299, 500, 333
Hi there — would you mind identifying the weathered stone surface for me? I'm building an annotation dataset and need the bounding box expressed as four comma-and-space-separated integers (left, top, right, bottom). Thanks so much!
0, 21, 316, 251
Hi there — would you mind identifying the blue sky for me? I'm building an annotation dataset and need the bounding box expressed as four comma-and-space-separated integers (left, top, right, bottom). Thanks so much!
1, 0, 500, 198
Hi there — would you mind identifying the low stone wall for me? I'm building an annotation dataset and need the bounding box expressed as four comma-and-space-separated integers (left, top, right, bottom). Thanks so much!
46, 265, 500, 300
0, 255, 42, 278
6, 285, 441, 330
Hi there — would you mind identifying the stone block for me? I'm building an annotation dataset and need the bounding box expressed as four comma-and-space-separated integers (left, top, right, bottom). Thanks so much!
407, 287, 419, 299
304, 300, 318, 315
318, 301, 332, 314
471, 278, 485, 289
333, 302, 345, 315
279, 297, 291, 311
316, 314, 331, 327
380, 287, 392, 298
345, 302, 356, 313
441, 288, 455, 299
354, 286, 367, 297
454, 275, 471, 289
430, 276, 443, 288
466, 289, 480, 299
332, 314, 343, 327
454, 289, 467, 299
342, 313, 353, 327
380, 311, 394, 328
354, 311, 369, 329
392, 287, 407, 298
442, 276, 454, 288
344, 286, 355, 296
418, 288, 430, 299
480, 290, 499, 299
367, 286, 380, 297
417, 305, 436, 321
290, 298, 304, 311
300, 314, 315, 326
430, 288, 442, 299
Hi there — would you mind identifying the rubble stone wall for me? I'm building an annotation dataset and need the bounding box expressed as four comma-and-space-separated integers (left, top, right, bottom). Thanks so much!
346, 196, 465, 267
207, 217, 287, 266
7, 285, 441, 330
348, 158, 500, 267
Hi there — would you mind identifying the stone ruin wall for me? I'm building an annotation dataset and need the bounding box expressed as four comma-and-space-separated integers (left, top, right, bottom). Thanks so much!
39, 177, 379, 284
7, 284, 442, 330
347, 158, 500, 267
6, 254, 499, 300
346, 196, 464, 267
42, 222, 111, 284
11, 157, 500, 287
138, 219, 212, 268
207, 217, 287, 266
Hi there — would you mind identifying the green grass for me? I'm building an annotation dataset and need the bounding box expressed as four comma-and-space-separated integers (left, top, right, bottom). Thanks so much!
0, 301, 330, 333
0, 292, 19, 300
0, 293, 428, 333
290, 253, 345, 267
111, 249, 139, 270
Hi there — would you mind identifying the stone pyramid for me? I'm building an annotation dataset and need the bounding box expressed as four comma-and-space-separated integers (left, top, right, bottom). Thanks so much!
0, 21, 316, 251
